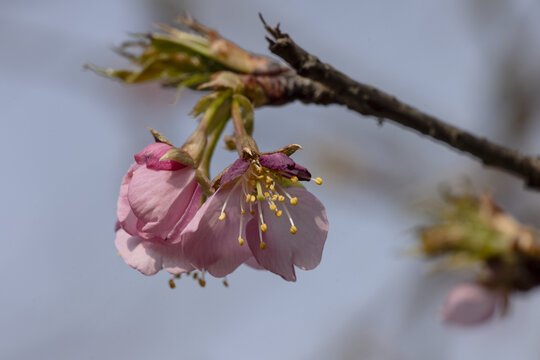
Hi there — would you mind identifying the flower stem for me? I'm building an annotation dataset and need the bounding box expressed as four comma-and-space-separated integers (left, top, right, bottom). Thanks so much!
231, 96, 259, 159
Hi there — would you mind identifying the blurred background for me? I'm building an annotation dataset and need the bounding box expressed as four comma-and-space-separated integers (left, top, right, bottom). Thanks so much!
2, 0, 540, 359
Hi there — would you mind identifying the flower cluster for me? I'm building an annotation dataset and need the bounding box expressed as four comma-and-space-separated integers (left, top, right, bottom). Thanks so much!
115, 141, 328, 283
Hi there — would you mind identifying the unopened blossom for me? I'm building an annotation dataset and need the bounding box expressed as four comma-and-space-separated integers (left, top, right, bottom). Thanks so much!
181, 151, 328, 281
441, 283, 501, 326
115, 143, 201, 275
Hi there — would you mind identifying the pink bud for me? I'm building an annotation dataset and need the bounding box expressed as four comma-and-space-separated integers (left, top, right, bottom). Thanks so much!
441, 283, 500, 326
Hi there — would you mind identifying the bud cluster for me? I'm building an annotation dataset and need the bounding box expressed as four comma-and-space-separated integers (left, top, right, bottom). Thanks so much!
419, 193, 540, 325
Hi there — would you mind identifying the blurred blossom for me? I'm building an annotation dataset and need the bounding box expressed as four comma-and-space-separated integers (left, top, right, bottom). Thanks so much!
442, 283, 502, 326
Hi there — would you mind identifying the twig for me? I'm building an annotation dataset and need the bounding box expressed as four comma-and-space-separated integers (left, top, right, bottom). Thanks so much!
259, 15, 540, 190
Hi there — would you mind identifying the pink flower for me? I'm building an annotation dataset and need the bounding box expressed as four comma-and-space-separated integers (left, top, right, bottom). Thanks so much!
181, 152, 328, 281
441, 283, 502, 326
115, 143, 201, 275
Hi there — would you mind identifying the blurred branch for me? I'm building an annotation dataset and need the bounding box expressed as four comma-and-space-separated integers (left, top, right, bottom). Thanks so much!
261, 17, 540, 191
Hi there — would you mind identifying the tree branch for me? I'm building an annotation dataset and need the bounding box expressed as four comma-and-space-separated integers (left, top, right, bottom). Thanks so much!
260, 16, 540, 190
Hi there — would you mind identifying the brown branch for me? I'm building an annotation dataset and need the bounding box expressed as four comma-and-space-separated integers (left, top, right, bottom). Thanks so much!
260, 15, 540, 190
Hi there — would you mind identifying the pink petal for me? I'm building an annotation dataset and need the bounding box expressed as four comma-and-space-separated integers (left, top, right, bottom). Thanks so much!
259, 153, 311, 180
115, 228, 194, 276
134, 143, 185, 171
117, 164, 153, 238
128, 166, 199, 241
181, 181, 253, 277
244, 257, 265, 270
245, 187, 328, 281
442, 283, 499, 326
115, 228, 162, 275
259, 152, 295, 170
221, 158, 250, 185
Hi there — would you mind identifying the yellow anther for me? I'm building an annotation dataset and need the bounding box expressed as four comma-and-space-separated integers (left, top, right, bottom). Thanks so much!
218, 212, 226, 220
250, 195, 256, 202
278, 195, 285, 202
265, 184, 269, 189
198, 279, 206, 288
260, 223, 268, 232
270, 184, 275, 192
246, 194, 251, 203
260, 241, 267, 250
238, 237, 244, 246
266, 176, 273, 184
269, 204, 277, 211
314, 177, 323, 185
264, 192, 270, 198
168, 279, 176, 289
291, 176, 298, 183
290, 197, 298, 206
289, 225, 298, 234
241, 209, 246, 215
272, 194, 278, 201
275, 210, 283, 217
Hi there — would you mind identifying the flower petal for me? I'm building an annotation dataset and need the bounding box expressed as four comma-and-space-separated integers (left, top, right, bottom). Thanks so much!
181, 181, 253, 277
128, 166, 198, 240
442, 283, 500, 326
134, 143, 185, 171
221, 158, 250, 185
245, 187, 328, 281
115, 228, 162, 276
259, 153, 311, 181
244, 257, 265, 270
259, 152, 295, 170
117, 164, 153, 238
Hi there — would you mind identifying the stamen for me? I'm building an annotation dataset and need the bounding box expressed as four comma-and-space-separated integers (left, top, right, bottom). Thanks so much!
275, 210, 282, 217
272, 194, 278, 201
270, 184, 275, 192
168, 279, 176, 289
290, 176, 298, 183
257, 202, 267, 250
219, 180, 242, 219
281, 203, 297, 235
269, 203, 277, 211
266, 176, 273, 184
241, 209, 246, 215
290, 197, 298, 206
223, 279, 229, 287
246, 194, 251, 203
257, 201, 267, 233
314, 177, 323, 185
264, 191, 270, 198
238, 206, 245, 246
278, 195, 285, 202
250, 195, 256, 202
